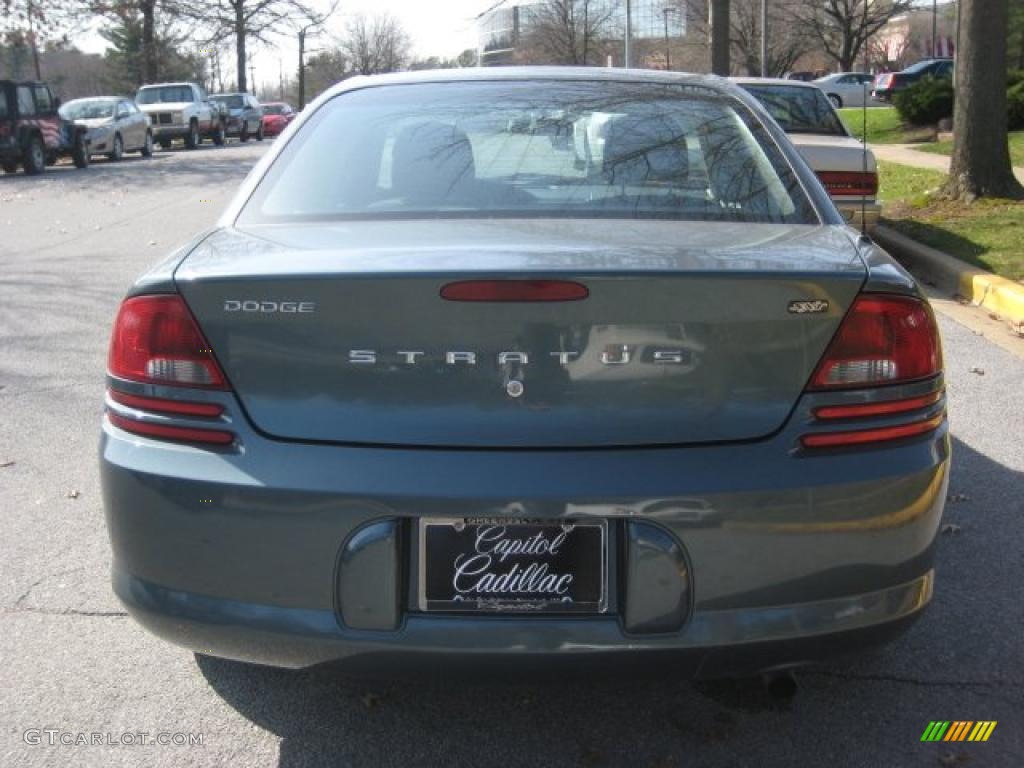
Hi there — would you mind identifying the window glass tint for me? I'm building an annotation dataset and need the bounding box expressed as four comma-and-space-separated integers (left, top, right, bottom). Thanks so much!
739, 84, 845, 135
33, 86, 53, 113
60, 99, 116, 120
0, 90, 9, 119
136, 86, 193, 104
17, 86, 35, 117
240, 81, 816, 226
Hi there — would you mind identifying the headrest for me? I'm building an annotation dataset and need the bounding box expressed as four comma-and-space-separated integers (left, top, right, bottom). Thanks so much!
391, 121, 476, 203
602, 115, 689, 185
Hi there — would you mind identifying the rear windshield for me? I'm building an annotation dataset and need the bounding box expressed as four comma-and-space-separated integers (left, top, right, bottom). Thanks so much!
263, 104, 289, 115
739, 84, 846, 136
215, 95, 245, 108
239, 80, 817, 225
60, 99, 116, 120
136, 86, 192, 104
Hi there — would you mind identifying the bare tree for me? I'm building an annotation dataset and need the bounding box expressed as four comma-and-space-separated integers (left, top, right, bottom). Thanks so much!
521, 0, 616, 66
725, 0, 810, 76
798, 0, 912, 72
338, 12, 411, 76
2, 0, 81, 78
944, 0, 1024, 200
185, 0, 312, 93
290, 0, 337, 109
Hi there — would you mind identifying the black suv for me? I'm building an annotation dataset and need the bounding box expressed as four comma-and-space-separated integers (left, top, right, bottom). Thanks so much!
0, 80, 90, 175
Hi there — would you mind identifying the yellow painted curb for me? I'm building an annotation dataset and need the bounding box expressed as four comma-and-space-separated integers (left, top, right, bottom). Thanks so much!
875, 225, 1024, 336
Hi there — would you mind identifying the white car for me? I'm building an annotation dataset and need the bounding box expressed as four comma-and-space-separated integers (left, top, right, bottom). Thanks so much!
135, 82, 226, 150
732, 77, 880, 232
813, 72, 882, 109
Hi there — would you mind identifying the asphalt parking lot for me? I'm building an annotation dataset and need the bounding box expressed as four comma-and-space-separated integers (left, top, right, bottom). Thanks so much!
1, 144, 1022, 768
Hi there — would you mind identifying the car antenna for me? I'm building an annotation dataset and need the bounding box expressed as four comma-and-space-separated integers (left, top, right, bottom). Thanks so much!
861, 80, 869, 237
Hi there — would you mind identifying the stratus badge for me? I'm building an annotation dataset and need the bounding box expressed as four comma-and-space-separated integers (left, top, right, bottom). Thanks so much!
787, 299, 830, 314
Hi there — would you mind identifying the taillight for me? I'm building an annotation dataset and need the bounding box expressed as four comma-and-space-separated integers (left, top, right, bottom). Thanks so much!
108, 295, 228, 388
800, 294, 944, 449
808, 295, 941, 390
817, 171, 879, 197
441, 280, 589, 302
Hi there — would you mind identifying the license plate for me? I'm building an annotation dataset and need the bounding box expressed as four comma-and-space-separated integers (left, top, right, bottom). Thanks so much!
418, 518, 607, 613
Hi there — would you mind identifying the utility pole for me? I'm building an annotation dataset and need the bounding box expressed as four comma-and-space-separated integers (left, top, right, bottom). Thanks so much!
624, 0, 633, 68
663, 7, 671, 70
760, 0, 767, 77
278, 58, 284, 100
931, 0, 938, 57
248, 62, 256, 95
298, 28, 307, 109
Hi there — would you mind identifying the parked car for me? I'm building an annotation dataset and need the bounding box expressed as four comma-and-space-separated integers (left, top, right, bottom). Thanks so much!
734, 77, 881, 232
813, 72, 880, 109
785, 71, 819, 82
211, 92, 264, 142
0, 80, 89, 174
260, 101, 296, 136
873, 59, 954, 102
135, 82, 226, 150
60, 97, 154, 160
102, 68, 947, 679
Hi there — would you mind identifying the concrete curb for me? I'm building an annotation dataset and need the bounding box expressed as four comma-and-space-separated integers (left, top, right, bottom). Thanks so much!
874, 224, 1024, 337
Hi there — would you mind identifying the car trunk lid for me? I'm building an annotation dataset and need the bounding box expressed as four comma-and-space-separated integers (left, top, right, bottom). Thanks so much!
175, 220, 865, 448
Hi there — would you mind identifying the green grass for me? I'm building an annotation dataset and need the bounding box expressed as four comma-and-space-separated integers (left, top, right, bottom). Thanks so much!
837, 107, 936, 144
914, 131, 1024, 168
878, 160, 1024, 281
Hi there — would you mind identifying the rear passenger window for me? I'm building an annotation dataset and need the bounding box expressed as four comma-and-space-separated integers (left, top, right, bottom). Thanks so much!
17, 86, 35, 117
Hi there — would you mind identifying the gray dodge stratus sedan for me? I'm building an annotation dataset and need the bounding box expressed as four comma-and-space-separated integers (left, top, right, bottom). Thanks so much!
101, 68, 948, 678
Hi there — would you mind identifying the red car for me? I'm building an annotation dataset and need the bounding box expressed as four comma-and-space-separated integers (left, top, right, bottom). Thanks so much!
260, 102, 296, 136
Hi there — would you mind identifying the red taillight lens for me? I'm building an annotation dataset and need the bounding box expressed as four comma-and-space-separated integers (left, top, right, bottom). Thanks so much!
441, 280, 589, 302
817, 171, 879, 197
107, 412, 235, 446
107, 389, 224, 418
809, 295, 941, 390
108, 295, 228, 388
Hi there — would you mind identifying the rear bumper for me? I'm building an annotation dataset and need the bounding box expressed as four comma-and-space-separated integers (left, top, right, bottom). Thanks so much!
836, 200, 881, 232
115, 566, 932, 678
101, 376, 950, 676
152, 124, 189, 140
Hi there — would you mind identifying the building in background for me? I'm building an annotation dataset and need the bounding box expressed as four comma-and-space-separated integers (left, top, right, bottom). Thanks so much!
477, 1, 688, 67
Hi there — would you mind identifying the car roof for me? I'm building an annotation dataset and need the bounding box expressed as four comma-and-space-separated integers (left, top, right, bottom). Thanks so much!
729, 76, 820, 89
138, 82, 196, 89
318, 66, 730, 99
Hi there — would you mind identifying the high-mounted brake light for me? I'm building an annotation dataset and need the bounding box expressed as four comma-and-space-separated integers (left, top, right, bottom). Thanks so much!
808, 295, 941, 391
108, 295, 228, 388
441, 280, 589, 302
817, 171, 879, 197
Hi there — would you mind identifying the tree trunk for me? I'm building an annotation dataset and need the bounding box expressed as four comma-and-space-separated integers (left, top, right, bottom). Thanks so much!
944, 0, 1024, 200
710, 0, 730, 75
141, 0, 157, 83
235, 0, 248, 93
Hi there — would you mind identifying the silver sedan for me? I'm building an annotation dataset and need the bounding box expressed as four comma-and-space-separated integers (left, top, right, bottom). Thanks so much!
60, 97, 154, 161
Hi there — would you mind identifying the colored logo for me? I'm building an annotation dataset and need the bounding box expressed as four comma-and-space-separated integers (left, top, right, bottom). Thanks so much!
921, 721, 997, 742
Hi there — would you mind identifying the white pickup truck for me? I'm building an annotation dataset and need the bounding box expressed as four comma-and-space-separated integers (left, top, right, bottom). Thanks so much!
135, 82, 226, 150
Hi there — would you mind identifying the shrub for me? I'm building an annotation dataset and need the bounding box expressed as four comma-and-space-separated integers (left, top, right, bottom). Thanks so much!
1008, 70, 1024, 89
1008, 82, 1024, 131
893, 77, 955, 127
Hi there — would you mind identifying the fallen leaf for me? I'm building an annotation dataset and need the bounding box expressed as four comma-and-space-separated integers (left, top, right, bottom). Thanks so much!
941, 523, 962, 535
1, 460, 14, 468
65, 489, 80, 499
360, 692, 381, 709
968, 367, 985, 375
947, 493, 970, 503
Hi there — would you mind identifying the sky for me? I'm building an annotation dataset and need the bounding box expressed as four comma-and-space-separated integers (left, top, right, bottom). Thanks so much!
77, 0, 488, 91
